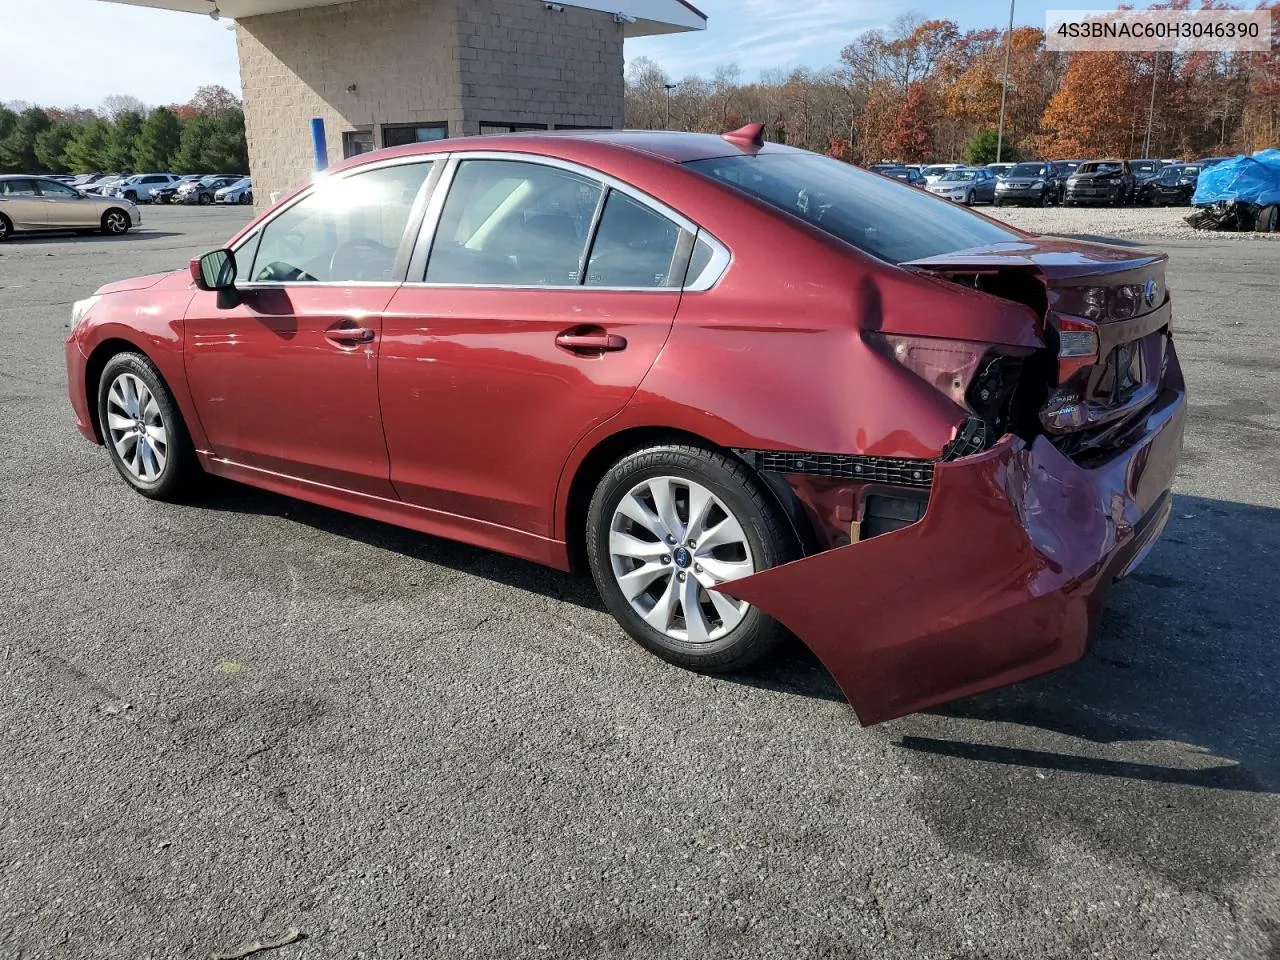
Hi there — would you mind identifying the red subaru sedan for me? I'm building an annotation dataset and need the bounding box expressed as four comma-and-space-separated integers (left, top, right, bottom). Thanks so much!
65, 127, 1185, 724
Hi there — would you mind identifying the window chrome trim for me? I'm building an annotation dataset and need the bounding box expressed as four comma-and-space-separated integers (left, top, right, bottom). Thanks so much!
402, 150, 732, 292
229, 154, 441, 287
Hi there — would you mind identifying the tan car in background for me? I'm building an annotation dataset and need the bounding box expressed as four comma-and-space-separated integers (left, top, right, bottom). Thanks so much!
0, 176, 141, 241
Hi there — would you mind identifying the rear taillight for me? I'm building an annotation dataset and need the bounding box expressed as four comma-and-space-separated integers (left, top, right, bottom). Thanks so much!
867, 333, 986, 406
1056, 315, 1099, 382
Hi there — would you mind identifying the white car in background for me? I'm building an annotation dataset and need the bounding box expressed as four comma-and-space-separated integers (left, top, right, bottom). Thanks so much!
105, 173, 180, 204
921, 163, 966, 184
214, 177, 254, 205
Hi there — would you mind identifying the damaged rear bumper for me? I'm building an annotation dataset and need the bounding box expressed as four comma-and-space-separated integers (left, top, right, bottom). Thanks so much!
718, 357, 1186, 726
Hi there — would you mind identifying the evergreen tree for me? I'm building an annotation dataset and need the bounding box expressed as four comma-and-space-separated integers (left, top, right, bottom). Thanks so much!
131, 106, 183, 170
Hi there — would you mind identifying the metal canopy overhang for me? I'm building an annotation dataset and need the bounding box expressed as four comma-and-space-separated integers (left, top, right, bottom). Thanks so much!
93, 0, 706, 36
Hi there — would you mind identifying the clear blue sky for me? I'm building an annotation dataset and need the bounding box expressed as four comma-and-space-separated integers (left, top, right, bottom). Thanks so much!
5, 0, 1155, 109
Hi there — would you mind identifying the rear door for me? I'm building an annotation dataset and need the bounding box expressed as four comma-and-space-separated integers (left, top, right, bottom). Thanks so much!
379, 154, 691, 535
0, 178, 45, 229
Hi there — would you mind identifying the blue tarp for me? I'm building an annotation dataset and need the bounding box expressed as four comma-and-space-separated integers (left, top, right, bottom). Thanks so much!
1192, 149, 1280, 207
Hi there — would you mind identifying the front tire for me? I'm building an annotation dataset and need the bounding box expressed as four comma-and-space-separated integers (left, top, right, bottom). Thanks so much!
586, 444, 799, 673
198, 193, 212, 205
97, 353, 200, 501
964, 191, 974, 206
101, 209, 130, 236
0, 213, 11, 242
239, 192, 253, 205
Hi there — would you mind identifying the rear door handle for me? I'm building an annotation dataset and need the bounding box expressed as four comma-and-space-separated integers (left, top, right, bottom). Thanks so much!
555, 330, 627, 354
326, 324, 376, 345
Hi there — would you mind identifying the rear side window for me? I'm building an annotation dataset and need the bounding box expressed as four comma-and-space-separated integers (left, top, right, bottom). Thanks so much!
687, 153, 1018, 264
0, 179, 38, 197
426, 159, 601, 286
585, 191, 681, 288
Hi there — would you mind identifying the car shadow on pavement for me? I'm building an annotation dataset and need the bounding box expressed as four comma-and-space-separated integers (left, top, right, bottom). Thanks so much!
731, 494, 1280, 798
188, 479, 608, 612
5, 230, 184, 245
196, 480, 1278, 799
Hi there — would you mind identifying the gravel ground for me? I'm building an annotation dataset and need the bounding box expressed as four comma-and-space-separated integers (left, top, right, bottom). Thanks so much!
987, 202, 1280, 242
1, 205, 1279, 960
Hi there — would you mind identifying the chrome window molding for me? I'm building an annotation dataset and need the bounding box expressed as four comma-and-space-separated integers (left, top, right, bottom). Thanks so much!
403, 150, 732, 293
228, 149, 733, 294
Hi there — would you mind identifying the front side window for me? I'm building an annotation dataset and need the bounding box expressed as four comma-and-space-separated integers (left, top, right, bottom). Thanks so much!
585, 191, 681, 288
249, 161, 432, 283
426, 159, 601, 286
37, 180, 80, 198
687, 153, 1019, 265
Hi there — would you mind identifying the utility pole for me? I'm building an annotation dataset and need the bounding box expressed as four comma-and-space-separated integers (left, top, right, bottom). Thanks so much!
664, 83, 676, 130
1143, 52, 1158, 157
996, 0, 1015, 163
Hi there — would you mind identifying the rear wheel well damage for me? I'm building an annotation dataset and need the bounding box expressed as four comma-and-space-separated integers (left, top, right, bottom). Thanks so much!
83, 338, 150, 443
562, 427, 819, 573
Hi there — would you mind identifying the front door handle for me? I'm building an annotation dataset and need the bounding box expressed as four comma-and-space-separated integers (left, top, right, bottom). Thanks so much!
555, 329, 627, 354
326, 324, 376, 345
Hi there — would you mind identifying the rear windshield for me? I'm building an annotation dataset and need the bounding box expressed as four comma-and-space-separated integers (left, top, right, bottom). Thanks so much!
1010, 163, 1047, 177
686, 153, 1018, 264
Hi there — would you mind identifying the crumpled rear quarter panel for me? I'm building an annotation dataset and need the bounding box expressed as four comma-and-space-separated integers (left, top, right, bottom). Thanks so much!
717, 355, 1185, 725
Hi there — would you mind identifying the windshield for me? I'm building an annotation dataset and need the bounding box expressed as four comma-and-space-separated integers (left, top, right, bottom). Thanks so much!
1132, 161, 1159, 173
224, 178, 251, 190
940, 170, 977, 181
922, 166, 952, 177
1010, 163, 1047, 177
1077, 162, 1122, 175
200, 176, 225, 186
686, 153, 1018, 265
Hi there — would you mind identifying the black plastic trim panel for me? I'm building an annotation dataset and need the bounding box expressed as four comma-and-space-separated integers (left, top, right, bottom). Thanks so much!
738, 450, 934, 488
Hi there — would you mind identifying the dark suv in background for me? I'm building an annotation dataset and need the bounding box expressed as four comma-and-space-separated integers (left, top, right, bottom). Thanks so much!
1063, 160, 1136, 206
993, 161, 1064, 206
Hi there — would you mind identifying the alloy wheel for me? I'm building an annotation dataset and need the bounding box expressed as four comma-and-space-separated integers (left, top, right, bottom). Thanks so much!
608, 476, 756, 643
0, 218, 8, 240
105, 372, 168, 482
104, 211, 128, 234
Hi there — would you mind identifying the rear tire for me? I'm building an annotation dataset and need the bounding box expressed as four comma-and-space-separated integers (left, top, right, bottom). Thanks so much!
100, 209, 130, 236
96, 352, 201, 501
198, 193, 212, 206
586, 443, 799, 673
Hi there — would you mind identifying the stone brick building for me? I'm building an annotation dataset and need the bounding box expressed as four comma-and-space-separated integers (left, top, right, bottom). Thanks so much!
99, 0, 706, 201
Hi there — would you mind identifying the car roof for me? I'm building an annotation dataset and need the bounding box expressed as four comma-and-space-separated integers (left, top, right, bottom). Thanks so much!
323, 130, 791, 178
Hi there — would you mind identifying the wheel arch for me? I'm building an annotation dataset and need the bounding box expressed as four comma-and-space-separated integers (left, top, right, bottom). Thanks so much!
558, 425, 818, 574
83, 337, 160, 443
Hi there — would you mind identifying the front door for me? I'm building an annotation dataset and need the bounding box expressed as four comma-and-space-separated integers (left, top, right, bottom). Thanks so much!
36, 178, 96, 227
380, 157, 690, 536
183, 158, 437, 497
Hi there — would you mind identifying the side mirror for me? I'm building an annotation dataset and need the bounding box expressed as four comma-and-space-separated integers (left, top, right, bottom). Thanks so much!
190, 248, 237, 291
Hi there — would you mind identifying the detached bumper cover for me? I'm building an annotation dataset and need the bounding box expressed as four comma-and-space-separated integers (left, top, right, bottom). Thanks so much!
718, 358, 1186, 725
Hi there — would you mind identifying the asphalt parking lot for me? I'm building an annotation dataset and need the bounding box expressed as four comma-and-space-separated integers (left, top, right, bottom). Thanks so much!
2, 203, 1278, 960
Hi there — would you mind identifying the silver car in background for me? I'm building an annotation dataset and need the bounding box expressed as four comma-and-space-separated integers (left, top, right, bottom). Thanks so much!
0, 176, 141, 241
926, 167, 997, 205
214, 177, 254, 205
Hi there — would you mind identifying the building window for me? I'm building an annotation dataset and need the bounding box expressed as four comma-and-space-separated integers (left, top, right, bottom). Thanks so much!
478, 123, 549, 136
552, 124, 608, 130
342, 128, 375, 159
382, 123, 448, 148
